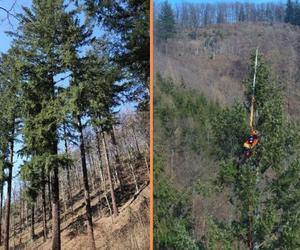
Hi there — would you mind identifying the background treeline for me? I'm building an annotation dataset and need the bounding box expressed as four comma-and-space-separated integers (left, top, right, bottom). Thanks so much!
0, 0, 149, 249
155, 0, 300, 40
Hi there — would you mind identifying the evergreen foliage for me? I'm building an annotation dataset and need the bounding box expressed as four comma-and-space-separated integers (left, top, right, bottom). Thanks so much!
156, 1, 176, 41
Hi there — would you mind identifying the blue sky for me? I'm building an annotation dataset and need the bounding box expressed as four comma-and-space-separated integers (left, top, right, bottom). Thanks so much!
155, 0, 284, 3
0, 0, 31, 53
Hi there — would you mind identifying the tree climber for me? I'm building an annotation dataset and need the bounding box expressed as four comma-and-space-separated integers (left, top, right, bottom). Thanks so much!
242, 48, 259, 159
243, 129, 258, 157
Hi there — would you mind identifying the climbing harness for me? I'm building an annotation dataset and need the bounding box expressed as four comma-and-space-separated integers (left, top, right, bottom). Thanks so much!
243, 48, 259, 158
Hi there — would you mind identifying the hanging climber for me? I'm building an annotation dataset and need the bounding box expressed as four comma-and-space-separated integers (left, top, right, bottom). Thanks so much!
243, 129, 258, 158
242, 48, 259, 159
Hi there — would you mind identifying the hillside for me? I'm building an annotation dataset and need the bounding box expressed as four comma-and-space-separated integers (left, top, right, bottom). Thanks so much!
4, 165, 149, 250
154, 21, 300, 249
12, 185, 150, 250
155, 22, 300, 119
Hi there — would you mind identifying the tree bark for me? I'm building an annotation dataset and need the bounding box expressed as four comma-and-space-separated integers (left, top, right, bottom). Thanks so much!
47, 174, 52, 220
95, 130, 112, 216
77, 116, 96, 250
0, 179, 3, 246
110, 129, 124, 190
4, 132, 14, 250
102, 132, 118, 216
41, 172, 48, 242
31, 203, 35, 240
51, 163, 61, 250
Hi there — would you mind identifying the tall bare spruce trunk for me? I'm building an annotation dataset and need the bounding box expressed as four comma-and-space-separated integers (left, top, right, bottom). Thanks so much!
78, 116, 96, 250
51, 164, 61, 250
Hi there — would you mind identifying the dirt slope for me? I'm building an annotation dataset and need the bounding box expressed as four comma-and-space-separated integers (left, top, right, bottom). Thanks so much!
5, 184, 149, 250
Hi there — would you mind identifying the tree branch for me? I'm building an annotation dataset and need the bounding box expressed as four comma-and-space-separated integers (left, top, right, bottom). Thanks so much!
0, 0, 20, 28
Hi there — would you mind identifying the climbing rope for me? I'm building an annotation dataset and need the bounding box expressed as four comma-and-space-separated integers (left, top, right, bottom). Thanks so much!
249, 48, 258, 131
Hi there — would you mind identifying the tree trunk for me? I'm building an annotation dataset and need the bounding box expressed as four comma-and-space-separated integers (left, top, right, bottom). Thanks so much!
41, 175, 48, 242
95, 130, 112, 216
110, 129, 124, 190
4, 134, 14, 250
47, 174, 52, 220
102, 132, 118, 216
0, 180, 3, 246
31, 203, 35, 240
131, 127, 141, 156
77, 116, 96, 250
51, 164, 61, 250
63, 122, 73, 212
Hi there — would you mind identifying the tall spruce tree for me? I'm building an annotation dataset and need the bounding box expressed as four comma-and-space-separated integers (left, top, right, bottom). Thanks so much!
83, 0, 150, 110
213, 52, 300, 248
83, 48, 123, 216
11, 1, 75, 248
60, 13, 97, 248
0, 51, 21, 250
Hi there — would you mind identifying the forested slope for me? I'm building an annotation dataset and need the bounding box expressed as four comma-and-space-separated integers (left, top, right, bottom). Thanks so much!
155, 23, 300, 119
154, 2, 300, 249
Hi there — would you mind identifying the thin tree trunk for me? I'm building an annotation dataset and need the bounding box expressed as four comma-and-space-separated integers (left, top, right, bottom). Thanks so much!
31, 203, 35, 240
51, 164, 61, 250
102, 132, 118, 216
95, 130, 112, 216
47, 174, 52, 220
128, 163, 139, 193
77, 116, 96, 250
110, 129, 124, 190
4, 132, 14, 250
131, 127, 141, 155
41, 174, 48, 242
63, 121, 73, 213
0, 180, 3, 246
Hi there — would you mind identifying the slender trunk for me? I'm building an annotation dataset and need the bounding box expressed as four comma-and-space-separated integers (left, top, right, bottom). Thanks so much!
51, 163, 61, 250
63, 122, 73, 210
19, 188, 23, 234
128, 163, 139, 193
131, 127, 141, 155
41, 172, 48, 241
4, 132, 14, 250
102, 132, 118, 216
47, 174, 52, 220
31, 203, 35, 240
51, 131, 61, 250
110, 129, 124, 190
0, 180, 3, 246
95, 130, 112, 216
126, 146, 139, 192
77, 116, 96, 250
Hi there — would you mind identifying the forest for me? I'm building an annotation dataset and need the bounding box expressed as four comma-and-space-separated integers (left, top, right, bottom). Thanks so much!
154, 1, 300, 249
0, 0, 149, 249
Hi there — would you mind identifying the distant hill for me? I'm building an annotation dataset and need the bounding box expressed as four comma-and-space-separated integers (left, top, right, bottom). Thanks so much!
155, 22, 300, 119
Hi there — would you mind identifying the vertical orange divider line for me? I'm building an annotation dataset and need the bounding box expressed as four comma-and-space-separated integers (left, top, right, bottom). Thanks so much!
149, 0, 154, 249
